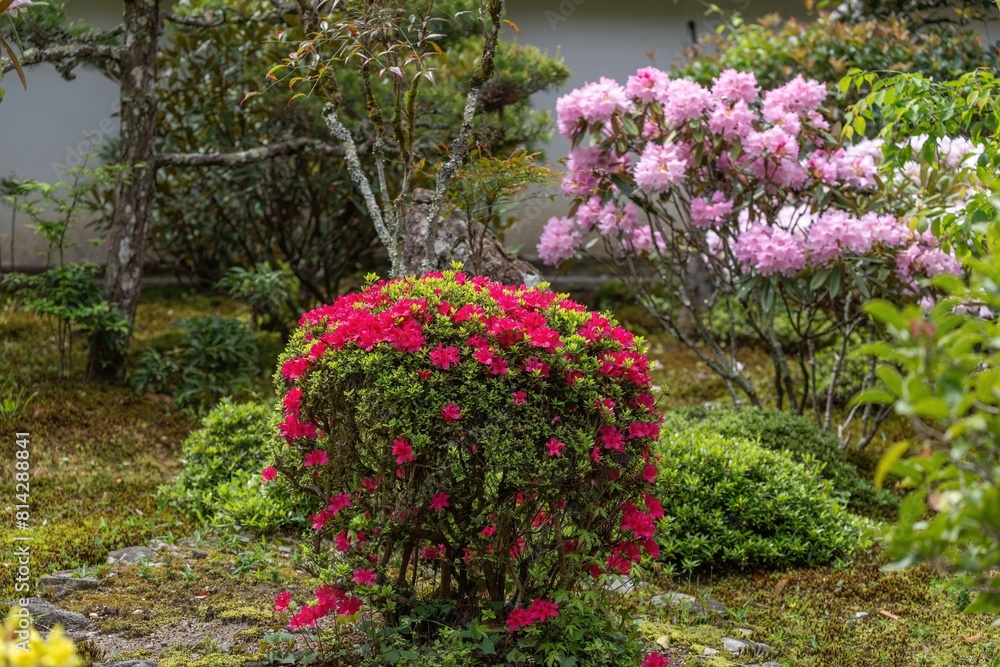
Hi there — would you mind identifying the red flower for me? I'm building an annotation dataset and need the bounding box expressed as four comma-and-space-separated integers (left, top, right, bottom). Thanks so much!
429, 492, 451, 511
511, 390, 527, 405
334, 530, 352, 552
527, 598, 560, 622
337, 595, 363, 616
392, 438, 415, 465
642, 463, 658, 483
522, 357, 551, 378
642, 652, 669, 667
303, 449, 329, 467
442, 403, 462, 422
545, 437, 567, 457
430, 344, 461, 369
620, 503, 656, 539
600, 425, 626, 452
644, 493, 665, 521
421, 545, 442, 560
528, 326, 564, 352
506, 607, 535, 632
281, 357, 310, 380
417, 369, 432, 380
352, 568, 376, 586
274, 591, 291, 612
327, 492, 353, 515
261, 466, 277, 483
482, 524, 498, 538
280, 415, 318, 442
473, 346, 495, 365
282, 387, 303, 416
489, 358, 510, 376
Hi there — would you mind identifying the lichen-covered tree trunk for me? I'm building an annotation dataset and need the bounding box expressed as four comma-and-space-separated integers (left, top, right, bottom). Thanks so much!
86, 0, 159, 382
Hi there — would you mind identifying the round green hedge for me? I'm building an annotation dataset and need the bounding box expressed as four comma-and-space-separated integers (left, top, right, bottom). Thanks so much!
654, 428, 861, 571
661, 406, 897, 517
162, 399, 308, 532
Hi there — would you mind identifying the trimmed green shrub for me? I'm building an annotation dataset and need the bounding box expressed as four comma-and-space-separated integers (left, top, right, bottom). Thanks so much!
269, 271, 662, 652
661, 406, 897, 517
654, 429, 861, 571
162, 399, 308, 532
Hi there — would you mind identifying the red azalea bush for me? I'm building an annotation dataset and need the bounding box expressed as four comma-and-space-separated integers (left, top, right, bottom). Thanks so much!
267, 270, 662, 633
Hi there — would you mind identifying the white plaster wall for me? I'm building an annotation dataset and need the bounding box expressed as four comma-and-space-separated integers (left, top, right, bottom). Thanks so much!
0, 0, 121, 271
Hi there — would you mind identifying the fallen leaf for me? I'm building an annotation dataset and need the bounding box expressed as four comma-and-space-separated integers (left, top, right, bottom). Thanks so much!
878, 609, 902, 621
133, 508, 144, 516
773, 577, 790, 597
965, 634, 982, 644
753, 568, 767, 582
193, 592, 209, 600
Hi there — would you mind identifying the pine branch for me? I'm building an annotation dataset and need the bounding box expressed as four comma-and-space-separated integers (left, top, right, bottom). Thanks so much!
154, 138, 349, 167
2, 42, 122, 74
420, 0, 505, 272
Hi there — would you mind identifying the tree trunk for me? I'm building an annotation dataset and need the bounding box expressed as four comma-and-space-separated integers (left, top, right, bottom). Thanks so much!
87, 0, 159, 382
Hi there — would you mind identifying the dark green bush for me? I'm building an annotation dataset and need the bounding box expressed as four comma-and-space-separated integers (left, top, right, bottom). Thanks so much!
654, 429, 861, 571
161, 399, 308, 532
673, 12, 999, 100
132, 316, 259, 414
661, 406, 897, 517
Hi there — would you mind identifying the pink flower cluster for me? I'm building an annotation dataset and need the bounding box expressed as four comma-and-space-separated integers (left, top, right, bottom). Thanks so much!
505, 598, 560, 632
730, 207, 960, 283
540, 68, 887, 269
2, 0, 32, 15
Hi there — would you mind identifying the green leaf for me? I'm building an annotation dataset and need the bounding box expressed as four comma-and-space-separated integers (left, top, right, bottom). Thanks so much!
851, 389, 896, 406
875, 440, 910, 489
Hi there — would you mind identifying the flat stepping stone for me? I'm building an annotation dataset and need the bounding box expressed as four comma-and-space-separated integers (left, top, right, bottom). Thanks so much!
94, 662, 157, 667
38, 570, 101, 592
107, 546, 156, 565
22, 598, 90, 631
650, 591, 728, 616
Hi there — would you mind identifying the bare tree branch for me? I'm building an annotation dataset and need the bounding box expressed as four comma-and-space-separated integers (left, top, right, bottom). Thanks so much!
3, 43, 122, 74
419, 0, 504, 272
155, 138, 348, 167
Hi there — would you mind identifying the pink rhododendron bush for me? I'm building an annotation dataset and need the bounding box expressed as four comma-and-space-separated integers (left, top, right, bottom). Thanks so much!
540, 67, 967, 445
265, 271, 663, 654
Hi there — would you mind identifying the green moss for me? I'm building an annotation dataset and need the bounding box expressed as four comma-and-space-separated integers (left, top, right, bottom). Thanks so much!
217, 605, 273, 624
159, 647, 252, 667
233, 627, 265, 642
641, 548, 1000, 667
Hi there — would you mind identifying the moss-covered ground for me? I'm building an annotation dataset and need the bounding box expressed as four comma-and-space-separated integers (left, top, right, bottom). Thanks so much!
0, 287, 996, 666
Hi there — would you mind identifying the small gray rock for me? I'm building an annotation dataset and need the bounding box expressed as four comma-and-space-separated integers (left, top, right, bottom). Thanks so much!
107, 546, 155, 565
94, 661, 157, 667
855, 611, 868, 619
702, 647, 719, 656
604, 575, 646, 593
722, 637, 773, 656
38, 570, 101, 592
22, 599, 89, 631
762, 663, 783, 667
190, 548, 208, 559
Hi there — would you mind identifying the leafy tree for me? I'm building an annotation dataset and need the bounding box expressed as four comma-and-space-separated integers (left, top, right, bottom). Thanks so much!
3, 0, 566, 379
